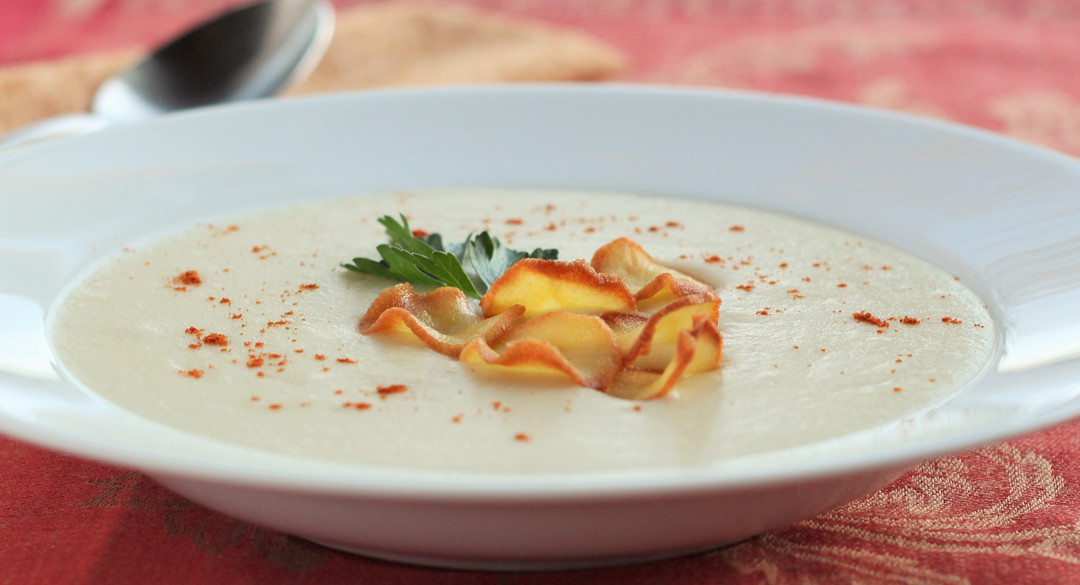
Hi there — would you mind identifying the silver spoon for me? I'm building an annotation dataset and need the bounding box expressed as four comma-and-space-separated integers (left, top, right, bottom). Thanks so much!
0, 0, 334, 150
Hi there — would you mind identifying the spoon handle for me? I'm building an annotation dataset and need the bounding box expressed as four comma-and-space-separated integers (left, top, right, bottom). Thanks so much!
0, 114, 112, 153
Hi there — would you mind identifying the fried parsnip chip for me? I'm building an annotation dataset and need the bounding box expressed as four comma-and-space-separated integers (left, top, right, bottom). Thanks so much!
600, 311, 649, 337
617, 294, 722, 370
606, 317, 723, 400
591, 237, 714, 311
480, 258, 636, 318
460, 312, 622, 389
360, 283, 524, 357
359, 236, 724, 400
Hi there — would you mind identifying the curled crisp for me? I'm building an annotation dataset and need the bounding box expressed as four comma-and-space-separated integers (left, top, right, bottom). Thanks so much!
460, 312, 623, 390
613, 293, 722, 370
360, 283, 524, 357
591, 237, 714, 311
606, 316, 724, 401
480, 258, 636, 319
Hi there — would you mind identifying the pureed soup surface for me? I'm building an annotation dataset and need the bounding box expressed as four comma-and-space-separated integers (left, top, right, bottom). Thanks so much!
50, 190, 995, 473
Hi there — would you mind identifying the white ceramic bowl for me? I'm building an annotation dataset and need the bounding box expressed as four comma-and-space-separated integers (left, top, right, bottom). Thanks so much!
2, 86, 1080, 570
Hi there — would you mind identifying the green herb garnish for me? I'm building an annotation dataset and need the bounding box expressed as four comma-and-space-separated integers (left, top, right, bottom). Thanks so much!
343, 215, 558, 298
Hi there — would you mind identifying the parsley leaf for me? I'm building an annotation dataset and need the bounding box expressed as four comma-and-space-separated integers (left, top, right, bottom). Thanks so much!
343, 215, 558, 298
463, 231, 558, 291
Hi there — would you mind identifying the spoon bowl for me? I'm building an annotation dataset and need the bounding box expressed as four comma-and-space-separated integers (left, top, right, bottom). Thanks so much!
1, 0, 334, 148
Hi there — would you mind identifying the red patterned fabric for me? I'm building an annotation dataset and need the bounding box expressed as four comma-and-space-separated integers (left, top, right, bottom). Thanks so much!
4, 1, 1080, 583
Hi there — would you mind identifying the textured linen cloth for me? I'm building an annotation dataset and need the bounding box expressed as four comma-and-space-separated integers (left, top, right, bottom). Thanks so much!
3, 1, 1080, 584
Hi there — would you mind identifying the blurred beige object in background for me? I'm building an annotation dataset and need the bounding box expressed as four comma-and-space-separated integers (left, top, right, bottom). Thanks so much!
292, 2, 625, 93
0, 1, 625, 134
0, 51, 138, 135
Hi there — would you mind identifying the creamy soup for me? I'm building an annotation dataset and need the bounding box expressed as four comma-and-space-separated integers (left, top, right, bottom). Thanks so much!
49, 190, 995, 473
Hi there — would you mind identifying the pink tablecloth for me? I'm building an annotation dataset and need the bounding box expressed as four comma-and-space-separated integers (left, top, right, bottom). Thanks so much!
4, 1, 1080, 583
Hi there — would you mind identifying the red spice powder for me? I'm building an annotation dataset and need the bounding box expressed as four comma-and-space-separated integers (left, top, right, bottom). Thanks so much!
337, 358, 356, 364
901, 316, 921, 325
853, 311, 889, 328
505, 218, 524, 225
729, 225, 745, 232
665, 221, 683, 228
736, 284, 754, 292
704, 255, 722, 264
173, 270, 202, 286
299, 284, 319, 291
219, 297, 232, 304
182, 369, 204, 379
268, 404, 282, 410
246, 357, 264, 368
202, 333, 228, 346
377, 384, 407, 395
514, 433, 530, 442
544, 223, 558, 231
942, 317, 963, 324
